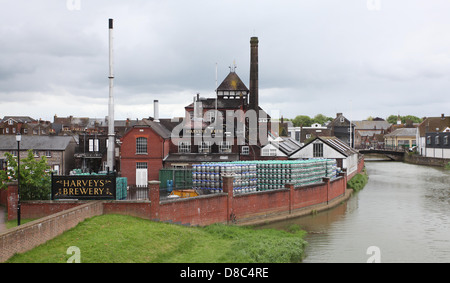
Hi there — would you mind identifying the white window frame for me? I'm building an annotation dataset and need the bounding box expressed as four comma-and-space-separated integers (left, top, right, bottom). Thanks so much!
136, 137, 148, 154
219, 141, 231, 153
89, 139, 99, 152
313, 143, 324, 157
199, 141, 211, 153
178, 141, 191, 153
261, 148, 276, 156
241, 146, 249, 155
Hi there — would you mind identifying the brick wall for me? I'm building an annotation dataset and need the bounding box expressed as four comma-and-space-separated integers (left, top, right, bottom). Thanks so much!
404, 153, 450, 167
120, 127, 169, 186
0, 201, 103, 262
1, 161, 359, 262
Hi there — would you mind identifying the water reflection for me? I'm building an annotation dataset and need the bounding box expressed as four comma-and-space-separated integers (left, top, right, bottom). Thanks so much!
259, 161, 450, 263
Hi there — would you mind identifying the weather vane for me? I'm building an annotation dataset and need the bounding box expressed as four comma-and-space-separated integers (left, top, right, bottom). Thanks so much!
229, 60, 237, 72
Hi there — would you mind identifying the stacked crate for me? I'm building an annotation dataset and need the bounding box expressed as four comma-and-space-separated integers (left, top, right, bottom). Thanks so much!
191, 162, 257, 194
191, 159, 337, 194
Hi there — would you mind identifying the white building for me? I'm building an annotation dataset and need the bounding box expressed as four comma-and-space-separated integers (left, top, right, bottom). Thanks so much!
290, 136, 360, 176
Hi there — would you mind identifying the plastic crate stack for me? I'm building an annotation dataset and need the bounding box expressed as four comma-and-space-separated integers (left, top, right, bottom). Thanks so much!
191, 162, 257, 194
116, 177, 128, 200
325, 159, 338, 179
255, 159, 330, 190
191, 159, 337, 194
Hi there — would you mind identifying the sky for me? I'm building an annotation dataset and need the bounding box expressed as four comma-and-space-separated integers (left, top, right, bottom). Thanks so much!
1, 0, 450, 122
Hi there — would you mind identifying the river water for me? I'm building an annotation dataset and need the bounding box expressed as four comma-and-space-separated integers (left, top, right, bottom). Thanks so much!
260, 161, 450, 263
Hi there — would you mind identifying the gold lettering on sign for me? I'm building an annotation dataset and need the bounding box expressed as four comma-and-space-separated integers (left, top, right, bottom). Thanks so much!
54, 177, 113, 198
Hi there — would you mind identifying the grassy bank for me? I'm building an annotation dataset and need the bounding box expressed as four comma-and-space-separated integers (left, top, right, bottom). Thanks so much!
6, 214, 307, 263
347, 168, 369, 192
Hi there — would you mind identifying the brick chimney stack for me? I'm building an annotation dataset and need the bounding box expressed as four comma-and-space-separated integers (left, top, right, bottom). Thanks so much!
249, 37, 259, 111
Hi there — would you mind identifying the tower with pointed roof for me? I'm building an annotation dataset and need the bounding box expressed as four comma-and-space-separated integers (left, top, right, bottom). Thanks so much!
216, 67, 249, 106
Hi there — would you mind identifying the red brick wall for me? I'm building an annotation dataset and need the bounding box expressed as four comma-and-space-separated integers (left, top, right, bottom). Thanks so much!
103, 201, 152, 220
1, 201, 103, 262
19, 201, 86, 220
120, 127, 169, 186
1, 172, 352, 262
233, 189, 290, 219
291, 183, 328, 210
159, 195, 228, 226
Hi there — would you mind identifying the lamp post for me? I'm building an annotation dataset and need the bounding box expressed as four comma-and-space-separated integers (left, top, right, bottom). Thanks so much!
16, 133, 21, 226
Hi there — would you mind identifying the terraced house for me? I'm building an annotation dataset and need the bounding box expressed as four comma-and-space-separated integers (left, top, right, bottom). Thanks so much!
0, 135, 76, 175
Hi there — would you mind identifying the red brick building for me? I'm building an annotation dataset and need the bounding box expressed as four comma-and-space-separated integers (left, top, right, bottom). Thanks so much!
120, 118, 171, 186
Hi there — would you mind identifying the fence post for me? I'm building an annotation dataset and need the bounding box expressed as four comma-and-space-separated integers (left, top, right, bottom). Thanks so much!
339, 168, 347, 195
148, 180, 160, 221
285, 183, 294, 214
322, 177, 330, 204
222, 176, 234, 224
6, 181, 18, 221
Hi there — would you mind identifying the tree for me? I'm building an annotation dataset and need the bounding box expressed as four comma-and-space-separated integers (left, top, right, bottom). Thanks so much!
402, 115, 422, 124
292, 115, 312, 127
386, 115, 422, 124
312, 114, 333, 125
0, 150, 52, 200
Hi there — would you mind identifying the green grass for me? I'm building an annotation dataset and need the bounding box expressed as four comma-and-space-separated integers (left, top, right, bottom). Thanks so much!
347, 169, 369, 192
445, 162, 450, 170
6, 214, 307, 263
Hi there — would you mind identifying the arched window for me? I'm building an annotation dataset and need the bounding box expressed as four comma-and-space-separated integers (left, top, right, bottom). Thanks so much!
136, 137, 148, 154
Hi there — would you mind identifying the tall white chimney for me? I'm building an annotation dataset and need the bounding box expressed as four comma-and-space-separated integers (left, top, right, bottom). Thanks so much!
107, 18, 115, 172
154, 100, 159, 122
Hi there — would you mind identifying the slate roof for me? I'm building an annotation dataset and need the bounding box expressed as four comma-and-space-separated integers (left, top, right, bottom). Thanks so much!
185, 98, 244, 110
0, 135, 76, 151
417, 115, 450, 136
293, 136, 358, 157
164, 153, 240, 163
216, 71, 249, 92
137, 118, 172, 139
353, 120, 391, 130
384, 128, 417, 137
1, 116, 36, 124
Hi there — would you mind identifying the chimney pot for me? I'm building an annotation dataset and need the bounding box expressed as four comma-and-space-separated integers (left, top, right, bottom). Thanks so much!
154, 100, 160, 122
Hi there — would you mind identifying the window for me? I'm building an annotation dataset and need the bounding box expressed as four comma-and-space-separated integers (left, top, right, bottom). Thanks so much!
199, 141, 210, 153
444, 136, 449, 145
136, 162, 148, 169
89, 139, 99, 152
427, 136, 431, 145
45, 151, 52, 157
136, 137, 148, 154
33, 150, 39, 158
241, 146, 249, 155
313, 143, 323, 157
178, 141, 191, 153
262, 147, 276, 156
207, 111, 216, 123
435, 136, 440, 145
219, 141, 231, 153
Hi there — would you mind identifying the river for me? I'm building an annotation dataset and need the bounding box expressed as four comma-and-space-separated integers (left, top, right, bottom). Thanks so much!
260, 161, 450, 263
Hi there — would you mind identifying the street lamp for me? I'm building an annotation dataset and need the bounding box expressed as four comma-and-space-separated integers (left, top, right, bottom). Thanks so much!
16, 133, 21, 226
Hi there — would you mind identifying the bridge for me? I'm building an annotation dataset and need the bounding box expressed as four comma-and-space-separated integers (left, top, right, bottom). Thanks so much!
358, 148, 406, 161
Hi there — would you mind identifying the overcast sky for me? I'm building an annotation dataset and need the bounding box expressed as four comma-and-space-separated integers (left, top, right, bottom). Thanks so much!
1, 0, 449, 122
